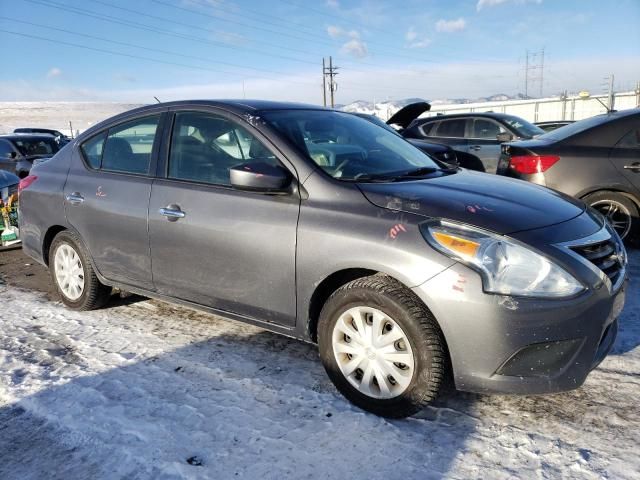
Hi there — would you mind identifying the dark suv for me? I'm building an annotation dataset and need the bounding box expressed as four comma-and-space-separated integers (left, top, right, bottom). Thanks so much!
19, 100, 626, 418
0, 134, 61, 178
497, 109, 640, 242
401, 112, 545, 173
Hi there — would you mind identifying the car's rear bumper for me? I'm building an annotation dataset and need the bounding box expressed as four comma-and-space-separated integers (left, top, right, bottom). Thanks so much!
412, 262, 625, 395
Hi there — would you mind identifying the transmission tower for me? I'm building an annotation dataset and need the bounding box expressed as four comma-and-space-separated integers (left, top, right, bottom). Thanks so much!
524, 48, 545, 98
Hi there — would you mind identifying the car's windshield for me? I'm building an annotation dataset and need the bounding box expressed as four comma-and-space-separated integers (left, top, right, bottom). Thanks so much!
502, 115, 544, 138
262, 110, 441, 181
12, 137, 60, 156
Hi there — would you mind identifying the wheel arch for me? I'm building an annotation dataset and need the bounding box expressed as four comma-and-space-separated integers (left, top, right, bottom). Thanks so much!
42, 225, 68, 266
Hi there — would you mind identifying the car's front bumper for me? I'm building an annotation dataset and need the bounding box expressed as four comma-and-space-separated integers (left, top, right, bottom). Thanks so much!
412, 261, 625, 395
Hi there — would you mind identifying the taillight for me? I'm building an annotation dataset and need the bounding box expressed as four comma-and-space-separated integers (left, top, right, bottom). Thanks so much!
509, 155, 560, 175
18, 175, 38, 193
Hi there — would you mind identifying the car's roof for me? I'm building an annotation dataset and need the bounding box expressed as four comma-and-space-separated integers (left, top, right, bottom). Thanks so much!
156, 99, 326, 112
0, 133, 59, 141
420, 112, 524, 122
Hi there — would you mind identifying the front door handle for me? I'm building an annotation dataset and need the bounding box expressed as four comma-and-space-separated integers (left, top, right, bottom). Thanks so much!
623, 163, 640, 171
159, 205, 186, 222
65, 192, 84, 205
469, 145, 481, 151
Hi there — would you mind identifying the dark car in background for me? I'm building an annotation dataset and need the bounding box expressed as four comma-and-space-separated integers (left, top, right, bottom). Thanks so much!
535, 120, 574, 132
19, 100, 627, 418
0, 134, 62, 178
352, 112, 461, 169
497, 108, 640, 241
14, 127, 71, 143
400, 112, 545, 173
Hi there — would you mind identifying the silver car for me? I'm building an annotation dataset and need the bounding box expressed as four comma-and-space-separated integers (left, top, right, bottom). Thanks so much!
19, 100, 627, 417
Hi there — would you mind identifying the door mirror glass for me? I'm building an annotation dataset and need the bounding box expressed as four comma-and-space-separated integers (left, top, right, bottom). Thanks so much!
496, 132, 513, 142
230, 162, 291, 193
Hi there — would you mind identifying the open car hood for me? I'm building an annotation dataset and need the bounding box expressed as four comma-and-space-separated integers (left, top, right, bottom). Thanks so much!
386, 102, 431, 129
358, 170, 585, 234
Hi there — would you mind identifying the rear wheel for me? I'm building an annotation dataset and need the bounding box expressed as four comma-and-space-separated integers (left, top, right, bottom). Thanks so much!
318, 275, 446, 418
584, 191, 639, 241
50, 231, 111, 310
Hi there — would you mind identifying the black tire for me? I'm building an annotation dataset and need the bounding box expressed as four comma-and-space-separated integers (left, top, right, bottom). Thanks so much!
583, 191, 639, 242
49, 230, 112, 310
317, 275, 447, 418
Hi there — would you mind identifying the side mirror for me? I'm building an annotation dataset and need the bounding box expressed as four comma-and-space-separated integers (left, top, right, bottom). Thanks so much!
230, 162, 292, 193
2, 151, 17, 160
496, 132, 513, 143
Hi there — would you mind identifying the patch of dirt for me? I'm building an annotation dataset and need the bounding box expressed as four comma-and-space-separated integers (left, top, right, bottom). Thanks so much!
0, 247, 58, 300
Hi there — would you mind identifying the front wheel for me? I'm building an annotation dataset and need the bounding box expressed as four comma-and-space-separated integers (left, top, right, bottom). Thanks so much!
318, 275, 447, 418
584, 191, 639, 242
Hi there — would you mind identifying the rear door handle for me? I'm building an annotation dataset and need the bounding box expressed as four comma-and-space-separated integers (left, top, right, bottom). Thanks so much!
65, 192, 84, 205
623, 163, 640, 171
469, 145, 481, 151
159, 205, 185, 221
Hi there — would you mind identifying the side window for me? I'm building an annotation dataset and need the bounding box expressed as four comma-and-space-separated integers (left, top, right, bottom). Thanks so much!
434, 119, 466, 138
0, 140, 14, 157
615, 129, 640, 149
472, 119, 505, 139
80, 132, 106, 169
168, 112, 279, 186
101, 115, 160, 174
420, 122, 436, 137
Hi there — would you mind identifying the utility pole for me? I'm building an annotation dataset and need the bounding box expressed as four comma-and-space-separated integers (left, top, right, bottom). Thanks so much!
323, 56, 339, 108
606, 74, 615, 110
322, 58, 327, 107
523, 48, 544, 98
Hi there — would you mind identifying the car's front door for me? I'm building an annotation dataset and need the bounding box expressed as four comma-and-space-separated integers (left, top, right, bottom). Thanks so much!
466, 118, 508, 174
609, 128, 640, 195
64, 113, 165, 290
148, 110, 300, 326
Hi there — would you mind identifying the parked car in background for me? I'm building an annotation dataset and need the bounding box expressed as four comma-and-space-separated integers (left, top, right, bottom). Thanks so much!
14, 127, 71, 147
0, 134, 62, 178
352, 112, 462, 169
497, 108, 640, 242
535, 120, 575, 132
20, 100, 626, 418
400, 112, 545, 173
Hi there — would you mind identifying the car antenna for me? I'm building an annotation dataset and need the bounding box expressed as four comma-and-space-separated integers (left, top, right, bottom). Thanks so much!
153, 96, 161, 104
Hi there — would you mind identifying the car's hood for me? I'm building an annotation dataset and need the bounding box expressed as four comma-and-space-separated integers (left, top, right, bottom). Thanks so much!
0, 169, 19, 188
358, 170, 585, 234
386, 102, 431, 129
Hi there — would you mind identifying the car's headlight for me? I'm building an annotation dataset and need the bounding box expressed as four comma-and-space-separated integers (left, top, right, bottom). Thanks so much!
421, 221, 585, 298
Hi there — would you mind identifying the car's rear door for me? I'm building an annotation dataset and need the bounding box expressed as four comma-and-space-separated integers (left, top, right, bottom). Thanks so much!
148, 108, 300, 326
466, 117, 508, 173
64, 111, 167, 290
423, 118, 469, 152
609, 127, 640, 196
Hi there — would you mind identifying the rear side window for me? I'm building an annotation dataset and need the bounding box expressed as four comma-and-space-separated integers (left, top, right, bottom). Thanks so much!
615, 129, 640, 149
80, 132, 106, 169
419, 122, 436, 136
168, 111, 279, 186
435, 119, 466, 138
472, 119, 506, 139
80, 115, 160, 174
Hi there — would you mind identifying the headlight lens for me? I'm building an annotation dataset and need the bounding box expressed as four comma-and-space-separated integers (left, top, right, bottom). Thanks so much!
422, 221, 585, 298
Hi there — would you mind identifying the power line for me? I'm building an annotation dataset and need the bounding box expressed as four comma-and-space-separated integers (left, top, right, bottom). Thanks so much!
323, 57, 339, 107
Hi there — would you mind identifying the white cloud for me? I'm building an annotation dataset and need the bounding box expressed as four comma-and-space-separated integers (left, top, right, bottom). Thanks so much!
46, 67, 62, 79
477, 0, 542, 11
405, 27, 417, 42
341, 38, 368, 58
327, 25, 344, 39
435, 18, 466, 33
405, 26, 430, 48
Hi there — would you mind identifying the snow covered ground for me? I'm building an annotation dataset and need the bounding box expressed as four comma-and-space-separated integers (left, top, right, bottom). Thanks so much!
1, 250, 639, 479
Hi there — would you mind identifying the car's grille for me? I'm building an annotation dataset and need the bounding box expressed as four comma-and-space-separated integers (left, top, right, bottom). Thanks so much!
570, 237, 624, 287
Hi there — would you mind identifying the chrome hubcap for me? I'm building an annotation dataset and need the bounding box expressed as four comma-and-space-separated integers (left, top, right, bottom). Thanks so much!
332, 306, 415, 399
591, 200, 632, 239
54, 244, 85, 300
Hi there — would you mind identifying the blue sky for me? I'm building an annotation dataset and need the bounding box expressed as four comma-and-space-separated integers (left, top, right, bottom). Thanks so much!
1, 0, 639, 104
